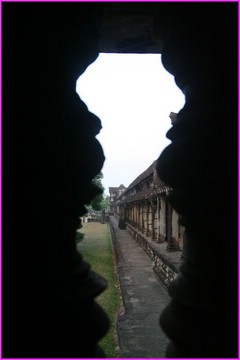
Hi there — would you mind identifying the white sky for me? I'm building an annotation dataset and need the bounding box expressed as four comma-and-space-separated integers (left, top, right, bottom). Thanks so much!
76, 53, 185, 195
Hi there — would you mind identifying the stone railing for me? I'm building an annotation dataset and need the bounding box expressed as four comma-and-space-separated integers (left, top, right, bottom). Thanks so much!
126, 223, 181, 287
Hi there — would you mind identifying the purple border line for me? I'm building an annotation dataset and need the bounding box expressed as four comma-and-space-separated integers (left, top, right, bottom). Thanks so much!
0, 1, 2, 359
0, 1, 239, 360
238, 1, 240, 359
0, 0, 239, 2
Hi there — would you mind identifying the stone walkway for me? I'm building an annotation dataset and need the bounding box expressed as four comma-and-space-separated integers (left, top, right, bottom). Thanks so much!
109, 216, 170, 358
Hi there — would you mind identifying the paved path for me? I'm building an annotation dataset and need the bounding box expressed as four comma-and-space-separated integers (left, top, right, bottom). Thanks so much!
110, 216, 170, 358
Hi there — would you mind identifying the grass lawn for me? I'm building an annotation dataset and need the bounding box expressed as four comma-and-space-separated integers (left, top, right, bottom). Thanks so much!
77, 222, 122, 358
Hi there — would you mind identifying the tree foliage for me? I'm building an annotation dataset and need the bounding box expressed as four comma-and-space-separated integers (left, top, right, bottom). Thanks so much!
90, 172, 107, 211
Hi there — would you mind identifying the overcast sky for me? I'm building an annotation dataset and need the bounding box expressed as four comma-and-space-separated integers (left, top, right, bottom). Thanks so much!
76, 53, 185, 195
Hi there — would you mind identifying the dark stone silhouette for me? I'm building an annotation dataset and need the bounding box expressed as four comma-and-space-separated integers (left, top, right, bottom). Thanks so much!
2, 3, 109, 357
155, 4, 238, 357
2, 2, 237, 358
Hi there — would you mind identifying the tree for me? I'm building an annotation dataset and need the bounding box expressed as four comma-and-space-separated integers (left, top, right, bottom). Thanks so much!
90, 172, 105, 211
100, 195, 110, 210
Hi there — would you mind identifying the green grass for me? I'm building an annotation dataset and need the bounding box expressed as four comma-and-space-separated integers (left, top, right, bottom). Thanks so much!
77, 223, 122, 357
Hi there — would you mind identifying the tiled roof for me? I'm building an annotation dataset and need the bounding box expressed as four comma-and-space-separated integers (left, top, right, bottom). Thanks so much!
118, 182, 169, 204
127, 161, 156, 191
116, 160, 169, 204
118, 187, 155, 204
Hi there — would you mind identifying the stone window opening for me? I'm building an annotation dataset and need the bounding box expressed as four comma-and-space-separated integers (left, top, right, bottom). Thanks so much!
3, 2, 237, 358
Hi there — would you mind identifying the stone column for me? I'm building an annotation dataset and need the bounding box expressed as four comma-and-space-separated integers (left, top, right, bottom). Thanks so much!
134, 204, 137, 226
172, 209, 179, 243
166, 205, 180, 252
165, 202, 173, 251
143, 203, 147, 234
138, 203, 141, 230
159, 198, 166, 243
146, 203, 150, 236
141, 203, 144, 232
3, 4, 109, 358
155, 4, 237, 357
157, 196, 161, 241
151, 201, 157, 240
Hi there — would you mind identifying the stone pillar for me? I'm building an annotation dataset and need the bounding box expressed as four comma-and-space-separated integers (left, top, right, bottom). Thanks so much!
172, 209, 179, 242
146, 203, 150, 236
134, 204, 137, 226
155, 4, 237, 357
159, 198, 166, 242
140, 203, 143, 232
152, 202, 157, 240
165, 202, 173, 251
3, 4, 109, 357
166, 206, 180, 252
157, 196, 160, 241
143, 203, 147, 234
152, 199, 158, 240
177, 215, 184, 251
138, 203, 141, 230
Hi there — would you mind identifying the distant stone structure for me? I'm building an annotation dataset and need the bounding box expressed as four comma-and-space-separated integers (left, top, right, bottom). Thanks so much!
109, 161, 183, 252
109, 184, 126, 214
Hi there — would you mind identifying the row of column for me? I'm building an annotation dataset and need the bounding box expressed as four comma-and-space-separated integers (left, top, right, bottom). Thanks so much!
119, 197, 183, 251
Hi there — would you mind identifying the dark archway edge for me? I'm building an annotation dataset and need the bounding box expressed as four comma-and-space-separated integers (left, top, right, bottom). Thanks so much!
2, 2, 238, 357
